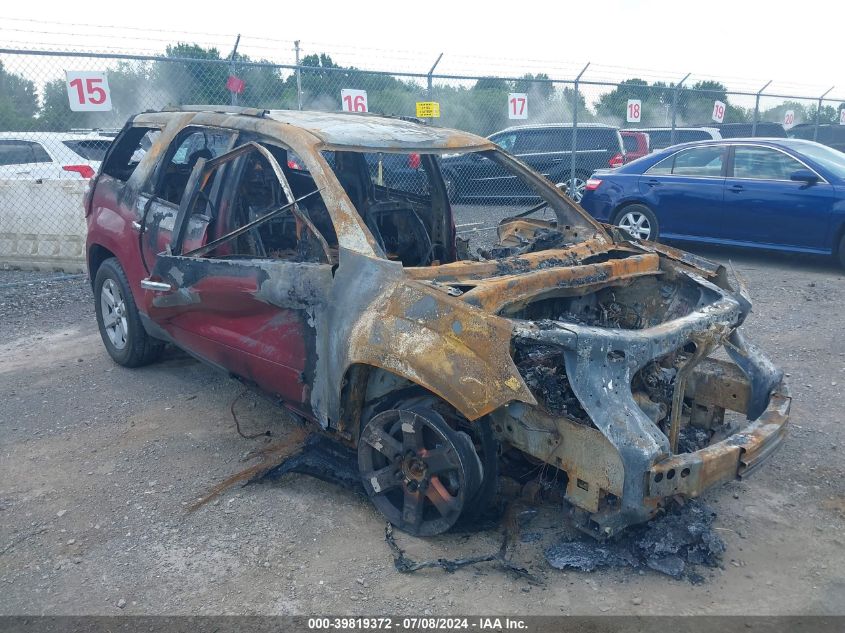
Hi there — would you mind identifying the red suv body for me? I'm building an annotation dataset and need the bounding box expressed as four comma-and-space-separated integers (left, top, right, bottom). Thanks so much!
84, 106, 789, 540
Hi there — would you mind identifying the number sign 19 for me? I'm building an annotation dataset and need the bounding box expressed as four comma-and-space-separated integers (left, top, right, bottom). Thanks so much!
626, 99, 642, 123
341, 89, 368, 113
711, 100, 726, 124
65, 71, 112, 112
508, 93, 528, 119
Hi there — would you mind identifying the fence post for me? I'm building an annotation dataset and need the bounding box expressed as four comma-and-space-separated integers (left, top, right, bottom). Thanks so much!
294, 40, 303, 110
229, 34, 241, 107
670, 73, 690, 146
426, 53, 443, 123
815, 86, 834, 141
570, 62, 589, 201
751, 80, 771, 137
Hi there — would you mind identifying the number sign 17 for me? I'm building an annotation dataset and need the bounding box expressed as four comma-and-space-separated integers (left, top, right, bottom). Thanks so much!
341, 89, 368, 113
508, 93, 528, 119
65, 71, 112, 112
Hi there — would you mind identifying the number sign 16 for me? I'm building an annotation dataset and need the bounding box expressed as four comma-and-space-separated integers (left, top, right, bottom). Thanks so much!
626, 99, 642, 123
712, 100, 726, 124
508, 93, 528, 119
341, 89, 368, 113
65, 71, 112, 112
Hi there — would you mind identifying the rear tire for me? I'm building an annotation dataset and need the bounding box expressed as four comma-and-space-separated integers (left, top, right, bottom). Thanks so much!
837, 233, 845, 269
94, 257, 163, 368
613, 204, 659, 241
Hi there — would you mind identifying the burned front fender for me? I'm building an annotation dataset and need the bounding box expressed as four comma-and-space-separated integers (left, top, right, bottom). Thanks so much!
319, 249, 536, 427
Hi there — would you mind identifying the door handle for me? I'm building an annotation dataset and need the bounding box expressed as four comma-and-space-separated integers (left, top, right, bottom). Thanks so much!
646, 179, 661, 187
141, 279, 172, 292
728, 184, 745, 193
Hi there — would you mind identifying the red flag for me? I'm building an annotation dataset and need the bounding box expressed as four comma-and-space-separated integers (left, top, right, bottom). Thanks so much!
226, 75, 245, 94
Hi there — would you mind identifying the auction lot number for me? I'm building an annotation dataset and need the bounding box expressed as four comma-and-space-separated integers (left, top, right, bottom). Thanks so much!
65, 71, 112, 112
341, 89, 368, 112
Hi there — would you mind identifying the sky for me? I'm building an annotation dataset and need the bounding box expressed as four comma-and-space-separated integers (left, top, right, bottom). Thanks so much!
0, 0, 841, 103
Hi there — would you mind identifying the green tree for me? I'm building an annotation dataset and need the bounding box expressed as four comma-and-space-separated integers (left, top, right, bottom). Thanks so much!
154, 43, 228, 106
0, 62, 39, 131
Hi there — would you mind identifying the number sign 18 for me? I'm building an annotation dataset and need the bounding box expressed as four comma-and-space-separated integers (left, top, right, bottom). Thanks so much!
65, 71, 112, 112
508, 93, 528, 119
711, 100, 726, 124
626, 99, 642, 123
341, 89, 368, 113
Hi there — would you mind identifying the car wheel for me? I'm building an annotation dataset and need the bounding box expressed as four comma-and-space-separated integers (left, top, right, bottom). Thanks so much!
358, 404, 484, 536
613, 204, 659, 241
559, 175, 589, 203
94, 257, 163, 368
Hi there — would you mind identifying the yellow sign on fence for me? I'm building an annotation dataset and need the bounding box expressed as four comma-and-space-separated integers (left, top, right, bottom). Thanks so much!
415, 101, 441, 118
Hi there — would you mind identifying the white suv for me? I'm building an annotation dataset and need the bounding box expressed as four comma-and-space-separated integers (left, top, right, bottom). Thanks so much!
0, 131, 115, 180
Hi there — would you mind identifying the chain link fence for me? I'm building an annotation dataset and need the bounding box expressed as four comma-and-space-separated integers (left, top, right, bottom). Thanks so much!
1, 47, 844, 270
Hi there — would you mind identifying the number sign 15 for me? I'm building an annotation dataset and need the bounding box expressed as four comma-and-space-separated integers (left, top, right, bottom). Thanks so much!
626, 99, 642, 123
341, 89, 368, 113
711, 100, 726, 124
508, 93, 528, 119
65, 71, 112, 112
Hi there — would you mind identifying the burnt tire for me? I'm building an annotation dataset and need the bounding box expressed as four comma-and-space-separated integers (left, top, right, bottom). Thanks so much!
94, 257, 163, 368
613, 203, 659, 242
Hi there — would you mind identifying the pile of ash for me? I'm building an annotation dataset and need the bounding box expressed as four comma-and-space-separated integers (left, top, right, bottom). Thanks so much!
545, 500, 726, 582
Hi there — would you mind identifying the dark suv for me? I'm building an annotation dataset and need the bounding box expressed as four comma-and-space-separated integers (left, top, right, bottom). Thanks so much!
441, 123, 626, 203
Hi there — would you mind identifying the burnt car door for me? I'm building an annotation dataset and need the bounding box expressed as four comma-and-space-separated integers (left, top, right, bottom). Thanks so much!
140, 141, 335, 417
138, 126, 238, 270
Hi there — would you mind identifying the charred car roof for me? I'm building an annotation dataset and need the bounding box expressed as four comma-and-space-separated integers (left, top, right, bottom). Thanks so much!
135, 106, 495, 152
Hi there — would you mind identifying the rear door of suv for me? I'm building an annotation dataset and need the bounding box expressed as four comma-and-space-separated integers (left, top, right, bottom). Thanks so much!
513, 128, 570, 192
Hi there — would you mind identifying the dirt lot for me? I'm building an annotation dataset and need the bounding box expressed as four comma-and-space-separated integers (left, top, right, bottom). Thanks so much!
1, 240, 844, 616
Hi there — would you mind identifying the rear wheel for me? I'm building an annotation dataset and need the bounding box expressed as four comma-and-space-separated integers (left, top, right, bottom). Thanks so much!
94, 258, 163, 368
358, 406, 483, 536
559, 174, 589, 203
613, 204, 659, 241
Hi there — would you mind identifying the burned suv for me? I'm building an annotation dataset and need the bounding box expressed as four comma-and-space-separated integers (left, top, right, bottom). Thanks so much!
86, 106, 790, 538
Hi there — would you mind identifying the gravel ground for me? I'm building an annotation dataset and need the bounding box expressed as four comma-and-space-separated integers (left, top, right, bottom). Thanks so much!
1, 238, 844, 616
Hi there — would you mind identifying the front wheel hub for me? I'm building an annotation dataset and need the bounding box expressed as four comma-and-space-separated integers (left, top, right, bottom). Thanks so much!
358, 407, 482, 536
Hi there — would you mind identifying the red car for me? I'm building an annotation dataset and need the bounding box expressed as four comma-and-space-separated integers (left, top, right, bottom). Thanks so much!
85, 106, 789, 539
620, 130, 650, 163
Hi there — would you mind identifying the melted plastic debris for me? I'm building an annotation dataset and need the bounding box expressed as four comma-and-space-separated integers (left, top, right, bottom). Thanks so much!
260, 433, 364, 494
545, 500, 725, 580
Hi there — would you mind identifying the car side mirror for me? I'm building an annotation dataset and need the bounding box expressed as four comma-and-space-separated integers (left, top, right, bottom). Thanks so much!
790, 169, 819, 185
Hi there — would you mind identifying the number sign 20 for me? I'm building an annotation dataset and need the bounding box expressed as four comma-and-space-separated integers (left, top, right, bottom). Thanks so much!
65, 71, 112, 112
341, 89, 368, 113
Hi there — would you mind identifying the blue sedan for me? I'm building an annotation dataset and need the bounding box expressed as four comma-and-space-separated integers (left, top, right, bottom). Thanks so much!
579, 138, 845, 265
